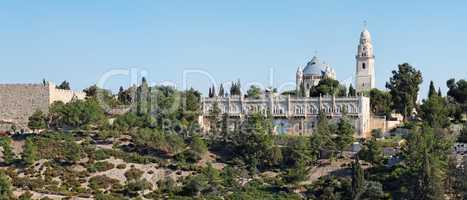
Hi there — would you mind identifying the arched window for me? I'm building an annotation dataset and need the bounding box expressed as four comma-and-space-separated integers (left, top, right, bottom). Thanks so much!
362, 63, 366, 69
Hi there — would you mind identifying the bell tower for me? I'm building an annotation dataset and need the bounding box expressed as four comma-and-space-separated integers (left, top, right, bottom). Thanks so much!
355, 23, 375, 94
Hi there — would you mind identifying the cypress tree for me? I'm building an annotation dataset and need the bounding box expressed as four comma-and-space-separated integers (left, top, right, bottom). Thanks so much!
352, 155, 365, 199
428, 81, 437, 98
236, 80, 241, 95
299, 82, 306, 97
348, 84, 356, 96
219, 84, 225, 97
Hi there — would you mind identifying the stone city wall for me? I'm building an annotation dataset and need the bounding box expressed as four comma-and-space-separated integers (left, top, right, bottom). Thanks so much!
48, 83, 86, 104
0, 84, 50, 130
0, 82, 86, 131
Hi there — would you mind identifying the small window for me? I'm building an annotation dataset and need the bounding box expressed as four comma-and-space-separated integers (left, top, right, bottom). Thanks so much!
362, 63, 366, 69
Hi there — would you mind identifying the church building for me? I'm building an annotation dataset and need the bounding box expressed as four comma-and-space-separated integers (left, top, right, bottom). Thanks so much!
200, 27, 376, 137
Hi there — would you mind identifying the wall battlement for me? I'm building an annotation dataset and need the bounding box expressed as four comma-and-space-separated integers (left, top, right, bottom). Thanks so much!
48, 83, 86, 104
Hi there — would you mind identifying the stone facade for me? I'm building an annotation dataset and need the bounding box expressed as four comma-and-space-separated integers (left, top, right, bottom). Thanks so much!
201, 94, 371, 138
0, 82, 86, 131
200, 27, 376, 137
355, 28, 375, 93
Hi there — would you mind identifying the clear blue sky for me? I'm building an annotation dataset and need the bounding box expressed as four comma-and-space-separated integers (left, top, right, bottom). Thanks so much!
1, 0, 466, 98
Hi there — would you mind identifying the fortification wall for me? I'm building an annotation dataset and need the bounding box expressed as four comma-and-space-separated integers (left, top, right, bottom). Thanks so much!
48, 84, 86, 104
0, 83, 87, 131
0, 84, 50, 130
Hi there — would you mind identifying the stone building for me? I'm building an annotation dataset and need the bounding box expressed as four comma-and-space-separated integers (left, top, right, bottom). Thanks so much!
200, 27, 376, 138
0, 82, 86, 131
296, 56, 336, 97
201, 94, 371, 137
355, 27, 375, 93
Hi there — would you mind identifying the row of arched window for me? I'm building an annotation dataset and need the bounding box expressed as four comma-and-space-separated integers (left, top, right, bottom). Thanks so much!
292, 104, 358, 114
206, 103, 358, 115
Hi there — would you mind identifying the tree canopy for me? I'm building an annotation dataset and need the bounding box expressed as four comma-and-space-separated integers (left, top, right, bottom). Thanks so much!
56, 80, 71, 90
385, 63, 423, 120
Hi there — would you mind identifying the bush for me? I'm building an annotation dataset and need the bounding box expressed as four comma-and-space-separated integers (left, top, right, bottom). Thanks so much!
116, 164, 127, 169
19, 191, 33, 200
124, 168, 144, 181
89, 175, 119, 190
35, 132, 83, 163
124, 178, 153, 197
87, 161, 115, 173
94, 149, 111, 161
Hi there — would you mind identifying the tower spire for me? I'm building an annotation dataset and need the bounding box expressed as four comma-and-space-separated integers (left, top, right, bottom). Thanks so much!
355, 25, 375, 94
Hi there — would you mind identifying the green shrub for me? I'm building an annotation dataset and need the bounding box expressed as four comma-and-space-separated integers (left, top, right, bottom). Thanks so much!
89, 175, 119, 190
87, 161, 115, 173
116, 164, 126, 169
124, 178, 152, 197
124, 168, 144, 181
94, 149, 111, 161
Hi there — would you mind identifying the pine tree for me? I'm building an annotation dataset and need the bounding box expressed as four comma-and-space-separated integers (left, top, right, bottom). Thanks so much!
56, 80, 70, 90
359, 138, 383, 166
283, 159, 310, 185
1, 138, 14, 165
420, 88, 450, 128
22, 138, 37, 166
402, 127, 451, 200
190, 135, 207, 157
28, 110, 47, 132
209, 102, 221, 134
0, 172, 12, 200
335, 116, 354, 155
310, 112, 334, 158
117, 86, 131, 105
385, 63, 423, 120
208, 87, 212, 98
437, 87, 442, 97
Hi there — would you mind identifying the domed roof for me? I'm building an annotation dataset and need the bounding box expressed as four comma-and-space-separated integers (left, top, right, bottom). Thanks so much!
360, 29, 371, 43
302, 56, 327, 76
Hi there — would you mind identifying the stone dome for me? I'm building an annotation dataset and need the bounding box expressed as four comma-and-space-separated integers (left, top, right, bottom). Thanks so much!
302, 56, 327, 76
360, 29, 371, 43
